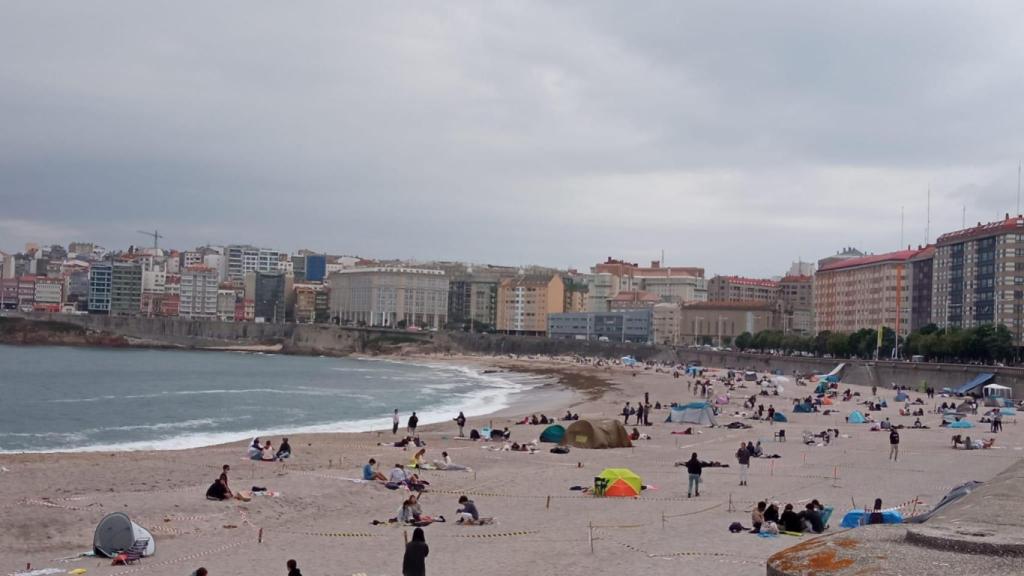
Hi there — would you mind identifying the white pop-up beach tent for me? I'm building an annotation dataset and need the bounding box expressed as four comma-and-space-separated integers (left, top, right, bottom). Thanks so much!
93, 512, 156, 558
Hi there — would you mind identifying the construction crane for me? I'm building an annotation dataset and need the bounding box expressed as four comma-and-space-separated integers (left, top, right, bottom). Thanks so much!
137, 229, 164, 250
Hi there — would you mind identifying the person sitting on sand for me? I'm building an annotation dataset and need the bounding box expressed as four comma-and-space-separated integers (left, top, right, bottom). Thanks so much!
433, 451, 470, 471
206, 477, 229, 501
800, 502, 825, 533
190, 568, 208, 576
867, 499, 884, 524
389, 464, 410, 484
364, 458, 388, 482
410, 448, 427, 468
456, 495, 480, 524
275, 438, 291, 461
781, 504, 803, 533
261, 440, 276, 461
248, 438, 263, 460
530, 414, 539, 425
764, 502, 780, 524
751, 501, 766, 533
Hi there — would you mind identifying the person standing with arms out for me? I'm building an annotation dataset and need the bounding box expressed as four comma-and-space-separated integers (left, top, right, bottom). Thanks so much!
393, 409, 400, 435
403, 527, 429, 576
889, 427, 900, 461
682, 452, 705, 498
454, 411, 466, 437
286, 559, 302, 576
735, 442, 750, 486
408, 412, 419, 436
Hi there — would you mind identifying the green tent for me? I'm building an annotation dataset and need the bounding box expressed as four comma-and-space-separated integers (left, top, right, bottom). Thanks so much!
539, 424, 566, 443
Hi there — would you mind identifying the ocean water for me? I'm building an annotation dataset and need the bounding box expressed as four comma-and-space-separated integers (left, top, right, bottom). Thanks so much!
0, 345, 547, 453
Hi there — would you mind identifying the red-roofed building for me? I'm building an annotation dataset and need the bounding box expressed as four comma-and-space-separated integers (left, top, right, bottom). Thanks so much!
608, 290, 661, 312
708, 275, 780, 304
814, 247, 930, 337
933, 215, 1024, 341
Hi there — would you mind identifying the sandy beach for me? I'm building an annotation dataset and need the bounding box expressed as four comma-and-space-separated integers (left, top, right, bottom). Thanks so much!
3, 354, 1022, 576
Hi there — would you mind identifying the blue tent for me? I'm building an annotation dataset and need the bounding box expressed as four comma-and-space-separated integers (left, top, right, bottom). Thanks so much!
950, 420, 974, 429
1000, 407, 1017, 417
894, 392, 909, 402
840, 508, 903, 528
848, 410, 865, 424
539, 424, 566, 443
665, 402, 717, 426
814, 381, 828, 395
793, 403, 814, 413
772, 412, 788, 422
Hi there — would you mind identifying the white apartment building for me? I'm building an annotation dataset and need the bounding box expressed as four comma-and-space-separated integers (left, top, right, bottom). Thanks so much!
179, 266, 220, 319
225, 245, 287, 283
329, 267, 449, 329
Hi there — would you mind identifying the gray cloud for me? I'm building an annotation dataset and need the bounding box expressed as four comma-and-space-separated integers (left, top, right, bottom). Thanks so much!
2, 1, 1023, 276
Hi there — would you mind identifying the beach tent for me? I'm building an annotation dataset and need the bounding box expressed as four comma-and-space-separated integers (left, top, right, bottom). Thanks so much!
956, 401, 974, 414
950, 419, 974, 429
848, 410, 865, 424
793, 403, 814, 413
983, 383, 1013, 407
772, 412, 788, 422
621, 356, 637, 367
714, 395, 730, 406
839, 508, 903, 528
822, 397, 834, 406
664, 402, 718, 426
562, 419, 632, 449
595, 468, 642, 497
539, 424, 566, 443
94, 513, 156, 559
814, 381, 828, 395
894, 392, 909, 402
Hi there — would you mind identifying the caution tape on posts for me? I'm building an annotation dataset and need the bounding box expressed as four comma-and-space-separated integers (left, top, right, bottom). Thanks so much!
453, 530, 538, 539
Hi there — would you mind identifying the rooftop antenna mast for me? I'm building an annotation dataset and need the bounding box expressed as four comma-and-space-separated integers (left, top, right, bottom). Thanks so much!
926, 187, 931, 244
900, 206, 905, 249
1017, 160, 1021, 216
962, 205, 966, 229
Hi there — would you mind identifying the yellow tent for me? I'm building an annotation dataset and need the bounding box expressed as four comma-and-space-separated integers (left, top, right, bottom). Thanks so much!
595, 468, 642, 497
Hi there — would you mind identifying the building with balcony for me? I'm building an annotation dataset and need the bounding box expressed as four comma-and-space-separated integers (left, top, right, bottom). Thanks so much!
329, 267, 448, 329
496, 274, 565, 335
180, 266, 220, 319
708, 275, 780, 304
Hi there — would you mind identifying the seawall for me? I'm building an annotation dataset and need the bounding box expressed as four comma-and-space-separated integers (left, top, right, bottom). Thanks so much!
11, 314, 1024, 398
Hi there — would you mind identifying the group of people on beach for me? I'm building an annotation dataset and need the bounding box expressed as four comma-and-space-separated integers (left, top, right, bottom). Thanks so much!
247, 437, 291, 461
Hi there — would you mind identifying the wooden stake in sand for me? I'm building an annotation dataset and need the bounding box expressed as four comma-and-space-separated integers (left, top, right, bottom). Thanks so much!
661, 511, 666, 530
588, 521, 594, 553
404, 530, 409, 545
258, 528, 263, 543
329, 459, 333, 469
546, 495, 551, 510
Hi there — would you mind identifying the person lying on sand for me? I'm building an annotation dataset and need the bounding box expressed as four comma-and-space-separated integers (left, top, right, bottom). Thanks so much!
433, 451, 470, 471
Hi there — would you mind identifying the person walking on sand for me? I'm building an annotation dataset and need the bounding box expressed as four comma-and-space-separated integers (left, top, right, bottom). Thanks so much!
454, 411, 466, 437
408, 412, 419, 436
889, 427, 900, 461
767, 405, 776, 425
736, 442, 750, 486
403, 527, 429, 576
393, 409, 400, 435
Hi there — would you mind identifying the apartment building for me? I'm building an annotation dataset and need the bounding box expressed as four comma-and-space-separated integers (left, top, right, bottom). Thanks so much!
225, 245, 287, 283
907, 247, 935, 332
547, 310, 652, 342
607, 290, 660, 312
329, 267, 448, 329
179, 265, 220, 319
679, 301, 777, 346
88, 263, 112, 313
652, 302, 682, 345
932, 216, 1024, 342
586, 258, 706, 312
708, 275, 780, 304
496, 274, 565, 335
33, 277, 63, 312
110, 261, 143, 316
294, 283, 330, 323
245, 270, 292, 323
779, 275, 814, 334
814, 248, 925, 337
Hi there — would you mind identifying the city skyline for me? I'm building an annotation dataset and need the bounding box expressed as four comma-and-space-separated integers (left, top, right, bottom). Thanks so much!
4, 3, 1024, 276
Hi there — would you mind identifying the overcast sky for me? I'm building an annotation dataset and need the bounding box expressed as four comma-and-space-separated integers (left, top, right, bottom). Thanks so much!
2, 2, 1023, 276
